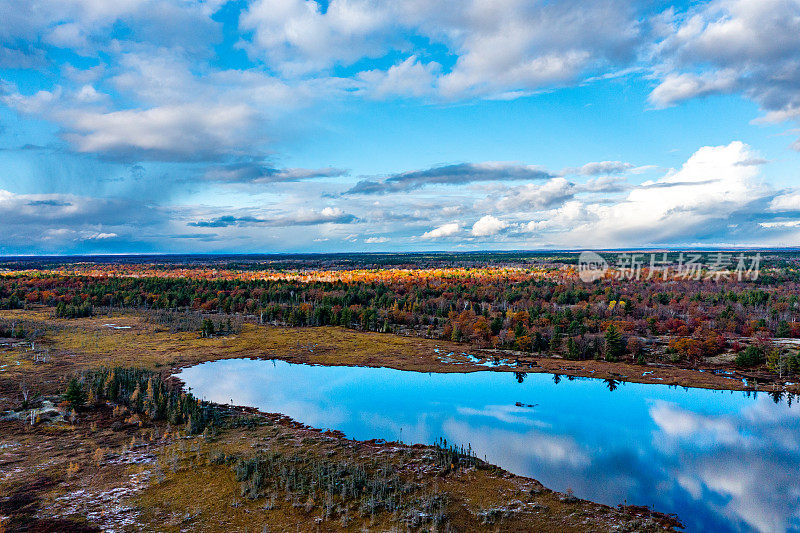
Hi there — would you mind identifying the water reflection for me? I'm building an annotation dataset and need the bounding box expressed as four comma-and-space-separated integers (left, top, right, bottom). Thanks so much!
176, 359, 800, 533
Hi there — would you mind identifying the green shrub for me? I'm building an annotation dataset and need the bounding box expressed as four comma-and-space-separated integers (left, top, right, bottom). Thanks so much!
735, 346, 764, 368
63, 377, 86, 410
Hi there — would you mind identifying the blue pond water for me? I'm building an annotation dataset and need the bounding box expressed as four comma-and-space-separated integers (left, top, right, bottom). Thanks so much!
175, 359, 800, 533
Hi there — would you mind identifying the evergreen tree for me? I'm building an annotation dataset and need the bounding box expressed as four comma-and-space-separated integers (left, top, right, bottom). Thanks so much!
201, 318, 215, 338
63, 378, 86, 410
604, 325, 625, 362
550, 327, 562, 353
534, 331, 544, 353
566, 337, 581, 360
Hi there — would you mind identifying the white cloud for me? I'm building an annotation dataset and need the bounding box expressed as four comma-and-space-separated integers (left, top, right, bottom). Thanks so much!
651, 0, 800, 146
421, 222, 460, 239
760, 220, 800, 228
494, 177, 576, 211
1, 86, 62, 114
522, 200, 589, 233
769, 192, 800, 212
649, 70, 738, 108
188, 206, 358, 228
434, 0, 641, 99
240, 0, 393, 74
364, 236, 389, 243
562, 160, 635, 176
471, 215, 508, 236
62, 104, 255, 160
84, 232, 118, 240
239, 0, 644, 98
752, 106, 800, 125
357, 56, 439, 99
537, 141, 770, 247
45, 22, 89, 49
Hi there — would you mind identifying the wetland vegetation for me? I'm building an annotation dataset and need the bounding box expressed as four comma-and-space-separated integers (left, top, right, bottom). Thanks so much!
2, 252, 799, 531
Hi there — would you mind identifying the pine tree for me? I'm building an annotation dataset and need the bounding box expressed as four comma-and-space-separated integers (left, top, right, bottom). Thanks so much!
550, 327, 562, 353
604, 325, 625, 362
566, 337, 580, 360
63, 378, 86, 410
201, 318, 215, 338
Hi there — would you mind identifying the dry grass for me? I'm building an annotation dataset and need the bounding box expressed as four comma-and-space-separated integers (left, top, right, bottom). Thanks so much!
1, 307, 770, 400
1, 401, 679, 533
0, 306, 712, 531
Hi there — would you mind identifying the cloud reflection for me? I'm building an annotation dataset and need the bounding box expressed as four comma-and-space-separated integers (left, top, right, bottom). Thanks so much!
177, 359, 800, 533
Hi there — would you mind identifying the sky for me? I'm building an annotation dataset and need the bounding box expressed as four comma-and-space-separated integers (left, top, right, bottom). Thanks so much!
1, 0, 800, 254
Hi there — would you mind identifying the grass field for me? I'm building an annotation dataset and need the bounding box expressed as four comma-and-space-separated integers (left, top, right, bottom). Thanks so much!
0, 307, 698, 531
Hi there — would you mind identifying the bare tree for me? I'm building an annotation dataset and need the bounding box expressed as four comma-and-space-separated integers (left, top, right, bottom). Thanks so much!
20, 381, 30, 406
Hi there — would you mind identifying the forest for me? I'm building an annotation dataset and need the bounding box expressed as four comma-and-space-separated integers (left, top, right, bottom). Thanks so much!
2, 251, 800, 375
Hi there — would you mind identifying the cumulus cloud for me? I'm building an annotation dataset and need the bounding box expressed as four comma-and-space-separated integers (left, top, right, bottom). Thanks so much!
0, 0, 219, 65
357, 56, 440, 99
648, 71, 738, 108
579, 175, 632, 193
521, 141, 774, 247
239, 0, 645, 98
650, 0, 800, 147
769, 192, 800, 212
421, 222, 460, 239
240, 0, 394, 74
62, 104, 256, 160
431, 0, 643, 98
471, 215, 508, 237
522, 200, 590, 234
493, 177, 577, 211
0, 34, 323, 162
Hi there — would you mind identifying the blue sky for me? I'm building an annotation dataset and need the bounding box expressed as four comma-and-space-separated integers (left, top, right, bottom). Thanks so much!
1, 0, 800, 254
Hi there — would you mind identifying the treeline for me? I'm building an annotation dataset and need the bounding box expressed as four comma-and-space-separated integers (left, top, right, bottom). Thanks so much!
69, 367, 216, 434
138, 309, 244, 336
6, 267, 800, 364
0, 294, 23, 310
55, 301, 93, 318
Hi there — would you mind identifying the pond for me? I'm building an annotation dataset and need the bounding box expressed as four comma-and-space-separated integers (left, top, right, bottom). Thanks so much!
175, 358, 800, 533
